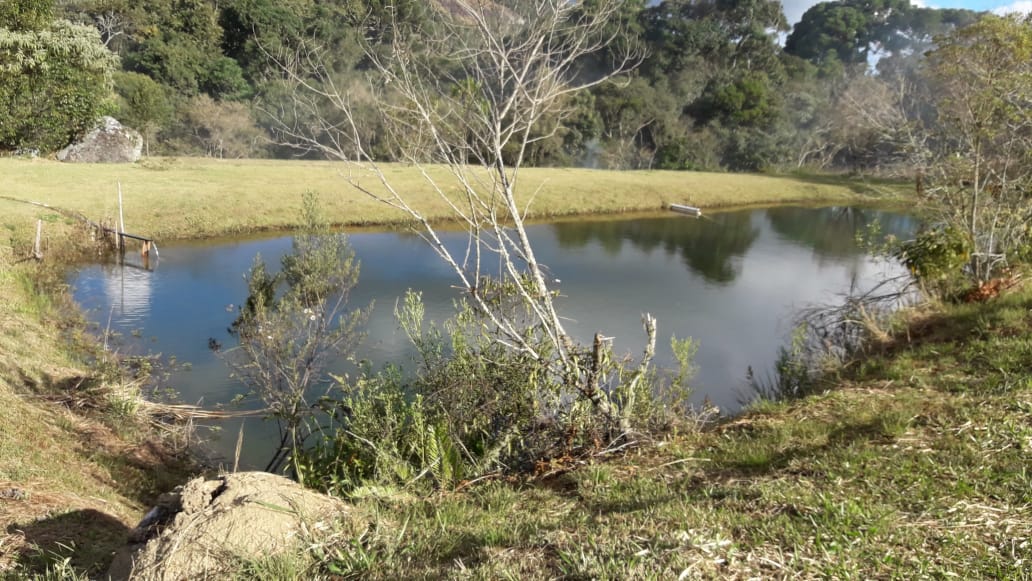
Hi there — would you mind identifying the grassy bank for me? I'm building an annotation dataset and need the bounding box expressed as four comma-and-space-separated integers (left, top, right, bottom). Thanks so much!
0, 246, 191, 576
0, 158, 901, 242
7, 268, 1028, 578
255, 284, 1032, 579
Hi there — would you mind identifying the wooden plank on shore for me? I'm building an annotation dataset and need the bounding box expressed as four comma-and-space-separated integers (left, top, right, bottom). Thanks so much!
669, 203, 702, 217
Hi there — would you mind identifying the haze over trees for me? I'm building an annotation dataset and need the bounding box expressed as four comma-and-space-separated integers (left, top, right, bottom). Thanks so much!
6, 0, 1024, 178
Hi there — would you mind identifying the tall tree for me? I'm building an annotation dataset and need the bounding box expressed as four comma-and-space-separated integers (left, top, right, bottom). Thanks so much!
0, 0, 118, 152
633, 0, 790, 170
644, 0, 787, 76
114, 71, 172, 155
786, 0, 980, 67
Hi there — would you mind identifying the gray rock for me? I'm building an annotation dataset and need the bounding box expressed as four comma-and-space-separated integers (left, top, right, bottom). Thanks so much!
57, 116, 143, 163
12, 148, 39, 159
0, 487, 28, 500
107, 472, 359, 581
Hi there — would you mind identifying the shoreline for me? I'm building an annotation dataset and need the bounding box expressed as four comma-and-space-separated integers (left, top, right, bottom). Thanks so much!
0, 157, 907, 244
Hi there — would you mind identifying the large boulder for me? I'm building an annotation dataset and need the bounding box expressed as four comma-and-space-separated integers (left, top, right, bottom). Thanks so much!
107, 472, 358, 581
56, 116, 143, 163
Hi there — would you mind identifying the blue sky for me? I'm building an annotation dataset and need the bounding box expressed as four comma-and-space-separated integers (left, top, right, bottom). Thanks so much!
782, 0, 1032, 24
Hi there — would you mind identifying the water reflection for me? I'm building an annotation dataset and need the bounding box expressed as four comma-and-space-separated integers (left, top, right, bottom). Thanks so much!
108, 266, 154, 324
554, 212, 759, 284
71, 206, 916, 468
766, 206, 912, 257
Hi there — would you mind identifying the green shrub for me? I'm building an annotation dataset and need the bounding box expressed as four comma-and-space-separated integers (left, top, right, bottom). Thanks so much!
892, 225, 971, 298
223, 192, 368, 473
294, 289, 698, 495
0, 18, 117, 152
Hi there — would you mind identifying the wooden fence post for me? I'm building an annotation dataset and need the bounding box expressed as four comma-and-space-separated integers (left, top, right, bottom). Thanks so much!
33, 220, 43, 260
117, 181, 126, 253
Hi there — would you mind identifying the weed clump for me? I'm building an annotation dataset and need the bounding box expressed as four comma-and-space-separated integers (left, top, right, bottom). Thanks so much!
223, 196, 699, 494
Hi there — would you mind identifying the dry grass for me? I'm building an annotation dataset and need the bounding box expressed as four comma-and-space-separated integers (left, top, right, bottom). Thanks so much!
0, 255, 192, 577
0, 157, 899, 242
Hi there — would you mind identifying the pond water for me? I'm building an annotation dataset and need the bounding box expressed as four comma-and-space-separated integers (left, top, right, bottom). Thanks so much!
71, 206, 915, 468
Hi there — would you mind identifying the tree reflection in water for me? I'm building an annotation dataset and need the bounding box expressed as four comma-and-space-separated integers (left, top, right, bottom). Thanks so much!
554, 206, 915, 285
554, 212, 759, 284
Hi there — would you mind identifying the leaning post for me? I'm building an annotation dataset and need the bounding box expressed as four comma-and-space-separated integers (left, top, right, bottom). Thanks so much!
33, 219, 43, 260
117, 181, 126, 253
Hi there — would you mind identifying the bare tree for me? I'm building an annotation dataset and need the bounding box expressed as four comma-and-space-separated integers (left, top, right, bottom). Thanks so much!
842, 74, 932, 175
264, 0, 653, 432
94, 11, 125, 48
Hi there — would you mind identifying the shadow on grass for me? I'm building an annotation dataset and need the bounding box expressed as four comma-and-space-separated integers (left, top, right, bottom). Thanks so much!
7, 508, 129, 576
766, 172, 910, 197
897, 293, 1030, 349
854, 289, 1032, 389
583, 414, 904, 516
719, 416, 899, 477
14, 368, 193, 508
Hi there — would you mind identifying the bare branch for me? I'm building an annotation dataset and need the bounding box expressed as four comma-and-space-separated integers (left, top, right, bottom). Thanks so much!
265, 1, 651, 428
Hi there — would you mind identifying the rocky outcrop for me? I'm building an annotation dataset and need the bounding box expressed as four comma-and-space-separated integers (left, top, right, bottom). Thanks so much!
57, 117, 143, 163
107, 472, 358, 581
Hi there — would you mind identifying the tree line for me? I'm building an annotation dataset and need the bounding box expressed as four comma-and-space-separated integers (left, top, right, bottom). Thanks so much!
0, 0, 1024, 175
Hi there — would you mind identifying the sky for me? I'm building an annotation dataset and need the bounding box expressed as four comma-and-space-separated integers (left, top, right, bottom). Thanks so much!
781, 0, 1032, 25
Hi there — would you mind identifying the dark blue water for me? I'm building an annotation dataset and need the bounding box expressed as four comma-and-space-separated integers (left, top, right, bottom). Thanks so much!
72, 206, 914, 468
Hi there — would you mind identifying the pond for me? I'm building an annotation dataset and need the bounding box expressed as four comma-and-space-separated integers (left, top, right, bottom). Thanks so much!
71, 206, 915, 468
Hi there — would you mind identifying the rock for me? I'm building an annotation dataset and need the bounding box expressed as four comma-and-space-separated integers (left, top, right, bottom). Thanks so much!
0, 487, 28, 500
12, 148, 40, 159
56, 116, 143, 163
107, 472, 357, 581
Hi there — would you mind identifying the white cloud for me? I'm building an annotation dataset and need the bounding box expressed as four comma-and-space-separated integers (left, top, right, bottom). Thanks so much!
992, 0, 1032, 14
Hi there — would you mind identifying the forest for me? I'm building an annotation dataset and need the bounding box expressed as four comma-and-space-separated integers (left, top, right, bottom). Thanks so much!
0, 0, 1023, 174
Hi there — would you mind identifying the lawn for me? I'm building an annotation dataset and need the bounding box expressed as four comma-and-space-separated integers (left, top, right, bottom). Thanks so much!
0, 157, 900, 242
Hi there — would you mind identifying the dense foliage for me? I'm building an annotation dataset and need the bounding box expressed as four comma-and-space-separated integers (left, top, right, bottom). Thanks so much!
918, 15, 1032, 281
3, 0, 1027, 180
0, 0, 118, 152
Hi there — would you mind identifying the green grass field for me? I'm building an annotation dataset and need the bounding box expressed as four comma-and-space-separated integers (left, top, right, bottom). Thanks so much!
0, 157, 901, 242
